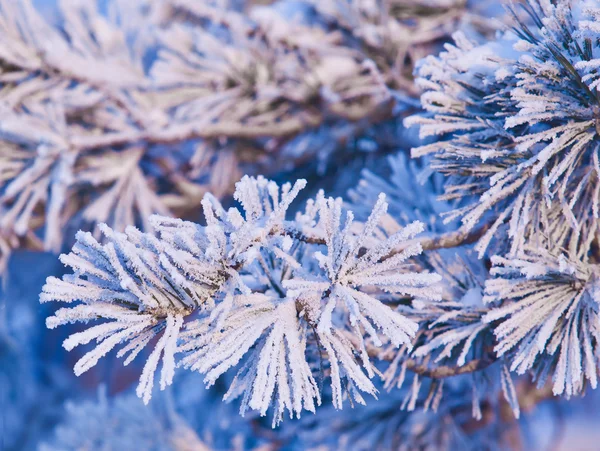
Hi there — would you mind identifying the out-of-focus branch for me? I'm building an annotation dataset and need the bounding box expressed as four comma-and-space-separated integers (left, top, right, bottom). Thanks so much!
460, 379, 557, 439
71, 113, 323, 150
0, 0, 501, 263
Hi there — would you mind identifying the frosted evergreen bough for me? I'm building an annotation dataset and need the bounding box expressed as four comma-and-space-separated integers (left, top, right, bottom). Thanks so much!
484, 248, 600, 397
407, 0, 600, 256
42, 175, 441, 425
397, 0, 600, 424
28, 0, 600, 446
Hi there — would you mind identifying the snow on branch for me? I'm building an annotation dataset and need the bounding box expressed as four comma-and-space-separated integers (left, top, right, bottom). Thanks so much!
407, 0, 600, 256
41, 175, 441, 423
484, 249, 600, 397
41, 223, 223, 403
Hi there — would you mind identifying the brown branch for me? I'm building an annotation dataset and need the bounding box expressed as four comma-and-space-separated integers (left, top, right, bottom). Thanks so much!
401, 353, 497, 379
71, 114, 323, 150
284, 227, 327, 245
359, 329, 497, 380
517, 380, 556, 413
460, 379, 557, 438
396, 222, 491, 254
286, 222, 491, 254
421, 224, 490, 251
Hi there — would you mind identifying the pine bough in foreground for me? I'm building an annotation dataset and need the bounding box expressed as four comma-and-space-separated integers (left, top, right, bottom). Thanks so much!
39, 0, 600, 437
41, 176, 441, 426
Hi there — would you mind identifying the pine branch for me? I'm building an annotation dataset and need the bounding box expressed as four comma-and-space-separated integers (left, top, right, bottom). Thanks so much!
402, 353, 497, 379
398, 222, 491, 253
41, 176, 441, 422
70, 114, 324, 150
288, 221, 491, 252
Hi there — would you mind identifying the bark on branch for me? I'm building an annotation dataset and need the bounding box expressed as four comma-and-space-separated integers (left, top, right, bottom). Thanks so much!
287, 222, 490, 253
72, 114, 323, 150
401, 353, 498, 379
